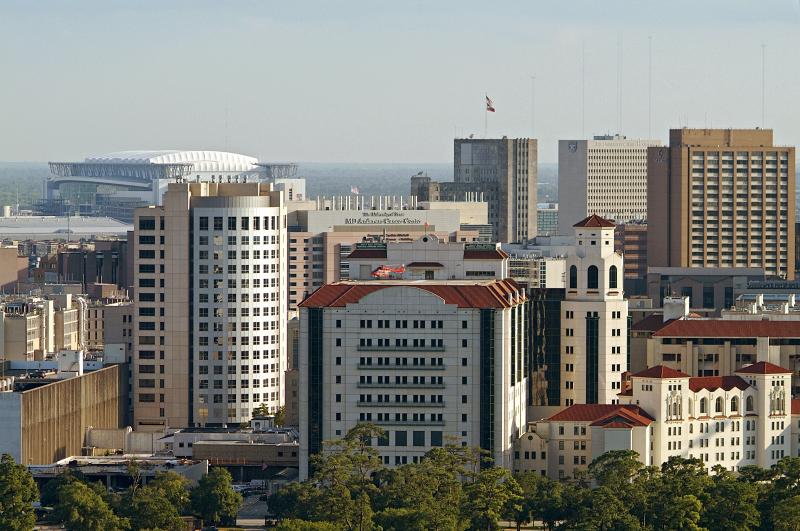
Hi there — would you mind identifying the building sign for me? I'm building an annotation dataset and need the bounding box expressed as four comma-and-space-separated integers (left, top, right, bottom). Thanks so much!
344, 212, 423, 225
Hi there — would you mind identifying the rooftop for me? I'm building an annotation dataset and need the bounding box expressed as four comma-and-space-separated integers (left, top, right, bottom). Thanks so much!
548, 404, 654, 426
735, 361, 793, 375
573, 214, 615, 228
299, 279, 525, 309
654, 320, 800, 338
689, 375, 749, 392
631, 365, 690, 379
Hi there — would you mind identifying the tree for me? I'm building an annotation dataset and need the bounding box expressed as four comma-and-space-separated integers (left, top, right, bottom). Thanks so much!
53, 481, 129, 531
576, 486, 640, 531
656, 494, 703, 531
116, 485, 185, 531
461, 466, 522, 531
0, 453, 39, 531
190, 467, 243, 526
274, 405, 287, 427
253, 403, 271, 417
773, 495, 800, 531
700, 469, 760, 531
148, 471, 190, 514
588, 450, 643, 491
268, 481, 321, 521
274, 519, 341, 531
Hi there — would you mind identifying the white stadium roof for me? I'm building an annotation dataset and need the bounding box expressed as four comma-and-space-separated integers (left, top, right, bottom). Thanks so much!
84, 150, 260, 173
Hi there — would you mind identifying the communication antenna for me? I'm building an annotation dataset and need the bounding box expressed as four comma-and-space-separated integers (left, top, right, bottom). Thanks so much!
616, 33, 623, 135
761, 43, 766, 127
530, 75, 536, 138
648, 35, 653, 138
581, 40, 586, 138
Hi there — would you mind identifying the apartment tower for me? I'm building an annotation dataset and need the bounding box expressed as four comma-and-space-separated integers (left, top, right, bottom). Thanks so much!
132, 181, 287, 430
557, 135, 661, 235
647, 129, 795, 279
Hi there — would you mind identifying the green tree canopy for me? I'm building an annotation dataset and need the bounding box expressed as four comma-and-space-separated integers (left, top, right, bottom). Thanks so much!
53, 481, 130, 531
148, 471, 190, 515
461, 466, 522, 531
190, 467, 243, 526
0, 453, 39, 531
116, 485, 185, 531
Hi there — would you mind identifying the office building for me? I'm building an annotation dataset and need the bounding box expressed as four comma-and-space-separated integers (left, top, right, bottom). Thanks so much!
0, 294, 88, 361
132, 181, 287, 431
557, 135, 660, 235
561, 215, 628, 406
516, 362, 796, 478
298, 278, 529, 479
286, 197, 489, 309
648, 128, 796, 279
537, 203, 558, 236
614, 222, 648, 295
646, 266, 765, 314
411, 138, 538, 243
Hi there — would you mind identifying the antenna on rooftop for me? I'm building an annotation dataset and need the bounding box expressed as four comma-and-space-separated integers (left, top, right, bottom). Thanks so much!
761, 43, 766, 127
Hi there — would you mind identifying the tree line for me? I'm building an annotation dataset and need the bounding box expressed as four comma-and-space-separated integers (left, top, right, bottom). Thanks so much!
268, 423, 800, 531
0, 453, 243, 531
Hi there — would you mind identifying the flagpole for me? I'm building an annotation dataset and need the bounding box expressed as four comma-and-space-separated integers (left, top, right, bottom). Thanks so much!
484, 93, 488, 138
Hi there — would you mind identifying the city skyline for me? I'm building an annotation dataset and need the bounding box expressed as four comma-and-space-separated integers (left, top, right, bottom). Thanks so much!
1, 0, 799, 163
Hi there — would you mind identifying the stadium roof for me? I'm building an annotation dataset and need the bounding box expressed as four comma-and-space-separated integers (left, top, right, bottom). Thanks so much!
84, 150, 259, 172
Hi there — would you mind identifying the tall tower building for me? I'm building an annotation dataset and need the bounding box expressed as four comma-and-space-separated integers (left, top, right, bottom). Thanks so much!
648, 129, 795, 279
557, 135, 661, 235
452, 138, 537, 243
561, 215, 628, 406
132, 181, 287, 430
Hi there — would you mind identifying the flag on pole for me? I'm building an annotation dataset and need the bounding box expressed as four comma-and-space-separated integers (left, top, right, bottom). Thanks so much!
486, 95, 496, 112
350, 186, 361, 194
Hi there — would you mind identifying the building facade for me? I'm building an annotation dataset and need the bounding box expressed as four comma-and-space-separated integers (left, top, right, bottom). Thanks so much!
132, 181, 287, 431
412, 138, 537, 243
647, 129, 795, 279
557, 135, 660, 235
560, 215, 628, 406
298, 279, 529, 479
516, 362, 795, 478
614, 222, 647, 295
537, 203, 558, 237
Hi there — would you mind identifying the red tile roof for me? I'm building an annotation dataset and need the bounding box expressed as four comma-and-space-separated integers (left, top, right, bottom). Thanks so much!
548, 404, 653, 426
792, 398, 800, 415
735, 361, 793, 375
631, 315, 673, 333
654, 320, 800, 338
298, 279, 525, 309
689, 375, 749, 392
405, 262, 444, 268
346, 249, 387, 259
631, 365, 690, 379
463, 249, 510, 260
573, 214, 616, 228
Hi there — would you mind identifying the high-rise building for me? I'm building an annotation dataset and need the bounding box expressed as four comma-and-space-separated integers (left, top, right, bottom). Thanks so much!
614, 222, 648, 295
561, 215, 628, 406
412, 138, 538, 243
648, 129, 795, 279
536, 203, 558, 236
557, 135, 661, 235
132, 181, 287, 430
298, 278, 528, 478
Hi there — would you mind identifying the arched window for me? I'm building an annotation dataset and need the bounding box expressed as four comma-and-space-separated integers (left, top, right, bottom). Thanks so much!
700, 398, 707, 414
689, 423, 693, 433
746, 396, 754, 412
569, 265, 577, 289
609, 265, 618, 289
731, 397, 739, 413
715, 397, 723, 413
587, 265, 598, 290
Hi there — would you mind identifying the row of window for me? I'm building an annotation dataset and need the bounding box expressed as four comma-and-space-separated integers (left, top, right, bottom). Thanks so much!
198, 216, 282, 231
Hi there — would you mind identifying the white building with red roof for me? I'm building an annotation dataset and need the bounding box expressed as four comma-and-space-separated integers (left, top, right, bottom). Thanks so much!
298, 278, 528, 479
560, 215, 628, 406
516, 361, 796, 479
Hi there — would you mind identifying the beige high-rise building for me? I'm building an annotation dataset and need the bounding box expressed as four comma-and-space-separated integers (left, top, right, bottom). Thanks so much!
558, 135, 661, 235
648, 129, 795, 279
132, 181, 287, 430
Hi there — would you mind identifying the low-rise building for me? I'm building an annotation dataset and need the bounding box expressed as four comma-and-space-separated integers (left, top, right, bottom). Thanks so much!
516, 362, 795, 478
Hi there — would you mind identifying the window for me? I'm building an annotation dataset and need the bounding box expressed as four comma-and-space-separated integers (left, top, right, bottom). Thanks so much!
395, 431, 407, 446
138, 217, 156, 230
431, 431, 443, 447
731, 396, 739, 413
746, 396, 754, 412
609, 265, 618, 289
413, 431, 425, 446
715, 397, 723, 413
587, 265, 598, 290
569, 265, 577, 289
700, 398, 707, 414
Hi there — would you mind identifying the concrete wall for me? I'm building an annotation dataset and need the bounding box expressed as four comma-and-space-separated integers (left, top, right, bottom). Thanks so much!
0, 392, 22, 461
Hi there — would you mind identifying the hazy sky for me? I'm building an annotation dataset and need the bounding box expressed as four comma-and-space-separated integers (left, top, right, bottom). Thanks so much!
1, 0, 799, 163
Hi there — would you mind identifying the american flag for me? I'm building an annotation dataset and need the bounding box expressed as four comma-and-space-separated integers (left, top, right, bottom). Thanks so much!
350, 186, 361, 194
486, 95, 496, 112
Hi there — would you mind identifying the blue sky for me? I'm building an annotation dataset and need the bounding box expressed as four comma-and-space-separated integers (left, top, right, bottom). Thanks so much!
1, 0, 799, 163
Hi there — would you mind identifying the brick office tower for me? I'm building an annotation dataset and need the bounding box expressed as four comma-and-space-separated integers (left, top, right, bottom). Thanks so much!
648, 129, 795, 280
